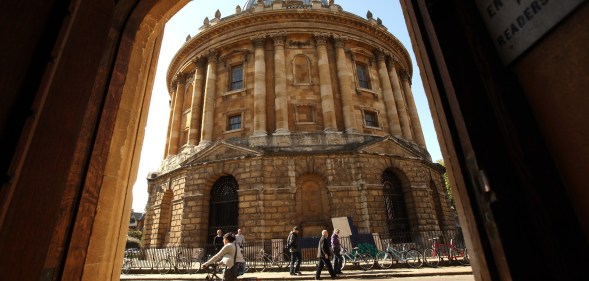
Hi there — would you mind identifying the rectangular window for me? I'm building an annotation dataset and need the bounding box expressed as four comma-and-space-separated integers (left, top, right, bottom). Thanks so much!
230, 64, 243, 91
356, 63, 371, 89
364, 111, 379, 128
227, 114, 242, 131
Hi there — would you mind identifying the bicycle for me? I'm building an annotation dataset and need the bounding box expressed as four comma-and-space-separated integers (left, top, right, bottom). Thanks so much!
155, 248, 192, 274
423, 237, 470, 267
339, 246, 374, 270
253, 246, 290, 272
375, 243, 423, 269
121, 252, 133, 274
204, 263, 222, 281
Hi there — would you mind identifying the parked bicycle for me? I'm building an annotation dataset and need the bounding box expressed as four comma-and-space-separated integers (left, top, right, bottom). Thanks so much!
423, 237, 470, 267
121, 252, 133, 274
339, 246, 374, 270
376, 243, 423, 269
155, 248, 192, 274
253, 246, 290, 272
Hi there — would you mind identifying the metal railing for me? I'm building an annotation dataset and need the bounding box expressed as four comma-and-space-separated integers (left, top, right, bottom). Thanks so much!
123, 229, 467, 274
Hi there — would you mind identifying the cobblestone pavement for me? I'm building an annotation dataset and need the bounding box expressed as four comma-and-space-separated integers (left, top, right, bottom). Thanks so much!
120, 265, 473, 280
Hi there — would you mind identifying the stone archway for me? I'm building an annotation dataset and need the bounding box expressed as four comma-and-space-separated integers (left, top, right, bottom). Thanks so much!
0, 1, 524, 280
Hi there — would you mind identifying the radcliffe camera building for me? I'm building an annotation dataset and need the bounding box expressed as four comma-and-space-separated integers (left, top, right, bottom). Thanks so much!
142, 0, 453, 247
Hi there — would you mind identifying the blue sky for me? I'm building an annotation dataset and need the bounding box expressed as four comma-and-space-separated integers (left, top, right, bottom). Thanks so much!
131, 0, 442, 211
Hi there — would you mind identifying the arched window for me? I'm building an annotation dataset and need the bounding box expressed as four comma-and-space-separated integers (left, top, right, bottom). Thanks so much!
208, 175, 239, 241
382, 170, 411, 242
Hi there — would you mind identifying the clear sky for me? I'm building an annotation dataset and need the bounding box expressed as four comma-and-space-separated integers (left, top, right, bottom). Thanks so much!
131, 0, 442, 211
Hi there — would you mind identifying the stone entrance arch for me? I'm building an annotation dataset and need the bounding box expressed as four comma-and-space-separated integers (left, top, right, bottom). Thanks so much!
3, 0, 587, 280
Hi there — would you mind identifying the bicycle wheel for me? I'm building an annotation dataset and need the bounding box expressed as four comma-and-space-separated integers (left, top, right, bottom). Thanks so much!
358, 253, 374, 270
176, 257, 190, 274
423, 248, 440, 267
403, 249, 423, 268
274, 253, 290, 268
192, 258, 202, 273
121, 260, 132, 274
340, 255, 347, 270
375, 251, 393, 269
455, 248, 470, 265
243, 257, 251, 273
156, 259, 172, 274
255, 257, 266, 272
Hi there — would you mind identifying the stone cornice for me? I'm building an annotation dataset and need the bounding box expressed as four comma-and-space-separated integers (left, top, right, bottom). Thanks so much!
166, 9, 413, 93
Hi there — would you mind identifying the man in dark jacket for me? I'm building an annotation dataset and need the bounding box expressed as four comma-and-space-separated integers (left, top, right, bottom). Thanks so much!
287, 226, 302, 275
315, 229, 336, 280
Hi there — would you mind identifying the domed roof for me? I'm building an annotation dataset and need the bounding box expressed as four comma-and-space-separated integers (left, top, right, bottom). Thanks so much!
243, 0, 329, 10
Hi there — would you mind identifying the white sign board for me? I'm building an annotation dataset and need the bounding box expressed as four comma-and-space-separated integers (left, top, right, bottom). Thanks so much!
475, 0, 583, 64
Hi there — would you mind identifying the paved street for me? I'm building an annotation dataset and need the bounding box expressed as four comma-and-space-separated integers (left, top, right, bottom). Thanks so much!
121, 265, 473, 280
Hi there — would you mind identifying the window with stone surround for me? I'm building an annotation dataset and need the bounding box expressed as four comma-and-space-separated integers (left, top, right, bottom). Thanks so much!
224, 109, 245, 133
356, 62, 371, 89
362, 109, 380, 129
227, 114, 242, 131
220, 49, 248, 97
229, 63, 243, 91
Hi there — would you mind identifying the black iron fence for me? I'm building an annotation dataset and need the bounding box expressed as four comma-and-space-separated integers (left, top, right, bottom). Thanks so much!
123, 229, 466, 274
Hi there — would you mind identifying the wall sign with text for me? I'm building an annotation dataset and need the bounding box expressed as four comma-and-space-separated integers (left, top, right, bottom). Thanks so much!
475, 0, 584, 64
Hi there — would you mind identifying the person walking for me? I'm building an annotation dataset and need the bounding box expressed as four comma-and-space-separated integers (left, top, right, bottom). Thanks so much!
213, 229, 224, 254
287, 226, 302, 276
202, 232, 245, 281
331, 228, 342, 274
316, 229, 336, 280
235, 228, 245, 248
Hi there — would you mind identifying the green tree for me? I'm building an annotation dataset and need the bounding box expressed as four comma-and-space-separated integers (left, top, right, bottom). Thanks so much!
128, 230, 142, 241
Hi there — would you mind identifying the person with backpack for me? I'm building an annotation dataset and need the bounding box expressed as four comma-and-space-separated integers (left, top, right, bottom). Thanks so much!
287, 226, 302, 275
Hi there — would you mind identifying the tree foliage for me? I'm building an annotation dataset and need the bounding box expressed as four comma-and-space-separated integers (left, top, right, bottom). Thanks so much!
128, 230, 142, 240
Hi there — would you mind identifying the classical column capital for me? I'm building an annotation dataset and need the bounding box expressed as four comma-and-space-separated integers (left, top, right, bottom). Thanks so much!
399, 70, 412, 84
172, 73, 188, 87
192, 56, 206, 69
251, 35, 266, 48
387, 55, 399, 69
333, 35, 348, 48
204, 49, 218, 63
271, 32, 287, 46
313, 33, 330, 46
374, 49, 387, 62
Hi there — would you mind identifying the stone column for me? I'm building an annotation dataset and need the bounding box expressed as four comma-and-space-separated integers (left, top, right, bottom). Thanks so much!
167, 73, 187, 155
163, 90, 174, 158
314, 33, 338, 132
188, 58, 205, 146
375, 50, 402, 137
198, 50, 218, 148
272, 33, 289, 134
388, 56, 412, 140
401, 70, 426, 148
252, 36, 267, 137
334, 35, 356, 133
